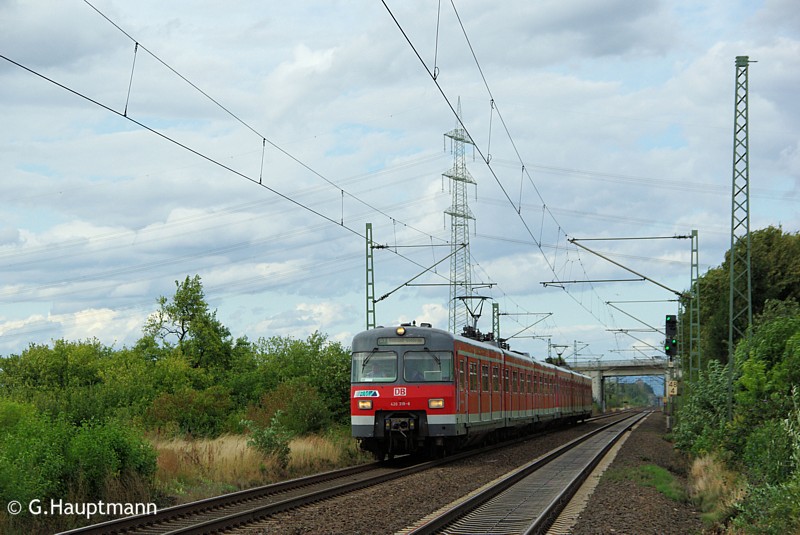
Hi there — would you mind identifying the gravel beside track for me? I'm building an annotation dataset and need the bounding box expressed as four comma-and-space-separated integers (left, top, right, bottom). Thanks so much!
238, 412, 702, 534
569, 411, 703, 535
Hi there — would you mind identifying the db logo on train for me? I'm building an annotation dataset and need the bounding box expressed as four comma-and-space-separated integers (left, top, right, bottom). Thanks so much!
394, 387, 407, 396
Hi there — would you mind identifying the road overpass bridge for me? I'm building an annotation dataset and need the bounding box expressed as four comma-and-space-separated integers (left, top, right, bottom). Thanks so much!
571, 358, 674, 411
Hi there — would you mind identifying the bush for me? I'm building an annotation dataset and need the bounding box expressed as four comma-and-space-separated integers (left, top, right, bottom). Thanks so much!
242, 413, 292, 469
144, 385, 234, 437
0, 409, 72, 506
67, 419, 157, 499
732, 475, 800, 535
0, 399, 36, 428
0, 402, 157, 516
674, 360, 730, 455
742, 419, 792, 486
246, 379, 331, 436
728, 386, 800, 533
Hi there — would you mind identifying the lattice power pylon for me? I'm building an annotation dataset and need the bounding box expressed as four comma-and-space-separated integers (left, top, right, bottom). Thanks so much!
727, 55, 754, 417
443, 99, 476, 334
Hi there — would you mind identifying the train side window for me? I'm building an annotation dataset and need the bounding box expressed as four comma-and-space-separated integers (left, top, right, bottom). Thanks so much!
527, 374, 532, 394
512, 370, 518, 393
503, 369, 509, 392
469, 362, 478, 391
481, 365, 489, 392
404, 350, 453, 382
459, 360, 466, 390
492, 366, 499, 392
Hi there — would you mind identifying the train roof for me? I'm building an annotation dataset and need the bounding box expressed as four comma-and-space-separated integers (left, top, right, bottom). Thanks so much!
352, 323, 590, 380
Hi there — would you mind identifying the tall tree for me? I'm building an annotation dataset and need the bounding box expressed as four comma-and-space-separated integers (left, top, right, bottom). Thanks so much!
143, 275, 233, 369
685, 226, 800, 367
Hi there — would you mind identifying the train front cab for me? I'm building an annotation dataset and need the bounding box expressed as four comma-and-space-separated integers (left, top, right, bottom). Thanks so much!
351, 325, 459, 460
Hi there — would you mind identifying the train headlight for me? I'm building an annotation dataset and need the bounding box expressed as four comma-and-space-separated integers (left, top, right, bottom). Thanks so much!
396, 326, 406, 336
358, 400, 373, 410
428, 398, 445, 409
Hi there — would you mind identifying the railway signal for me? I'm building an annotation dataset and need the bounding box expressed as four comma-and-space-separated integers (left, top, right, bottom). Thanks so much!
665, 315, 678, 358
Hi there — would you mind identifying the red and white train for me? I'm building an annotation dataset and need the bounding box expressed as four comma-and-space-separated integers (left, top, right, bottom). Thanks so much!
350, 323, 593, 459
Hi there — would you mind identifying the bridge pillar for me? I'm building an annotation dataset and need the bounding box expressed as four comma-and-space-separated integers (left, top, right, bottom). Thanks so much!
589, 370, 604, 410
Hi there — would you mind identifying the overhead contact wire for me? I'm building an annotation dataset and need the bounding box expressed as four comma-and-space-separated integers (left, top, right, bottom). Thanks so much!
82, 0, 447, 248
0, 53, 454, 286
382, 0, 614, 329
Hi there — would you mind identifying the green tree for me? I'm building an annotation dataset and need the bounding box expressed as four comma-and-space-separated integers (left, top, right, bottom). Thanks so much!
0, 339, 114, 422
686, 227, 800, 367
143, 275, 235, 371
255, 332, 351, 423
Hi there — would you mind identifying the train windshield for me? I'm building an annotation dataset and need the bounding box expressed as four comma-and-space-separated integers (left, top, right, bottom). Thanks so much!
403, 351, 453, 382
351, 351, 397, 383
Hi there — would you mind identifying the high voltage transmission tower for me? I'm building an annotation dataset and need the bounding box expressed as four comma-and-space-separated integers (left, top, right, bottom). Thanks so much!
443, 99, 476, 334
728, 55, 754, 419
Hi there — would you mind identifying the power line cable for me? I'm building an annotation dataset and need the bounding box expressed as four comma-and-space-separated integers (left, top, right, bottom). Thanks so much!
381, 0, 617, 330
0, 52, 468, 305
80, 0, 448, 250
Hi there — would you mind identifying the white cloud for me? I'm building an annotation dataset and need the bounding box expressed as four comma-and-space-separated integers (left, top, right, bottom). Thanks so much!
0, 0, 797, 362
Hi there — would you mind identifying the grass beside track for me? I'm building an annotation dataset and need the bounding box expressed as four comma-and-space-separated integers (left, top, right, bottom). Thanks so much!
151, 428, 369, 504
605, 463, 687, 502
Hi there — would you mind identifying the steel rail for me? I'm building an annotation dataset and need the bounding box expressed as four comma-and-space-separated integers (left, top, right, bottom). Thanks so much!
57, 461, 389, 535
525, 412, 649, 534
404, 411, 648, 535
64, 412, 628, 535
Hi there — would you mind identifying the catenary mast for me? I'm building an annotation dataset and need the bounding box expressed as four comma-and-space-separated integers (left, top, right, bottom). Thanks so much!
727, 56, 754, 419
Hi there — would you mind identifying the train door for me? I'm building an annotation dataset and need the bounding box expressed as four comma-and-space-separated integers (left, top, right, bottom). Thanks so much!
480, 362, 484, 421
503, 368, 510, 420
491, 365, 501, 420
458, 358, 467, 417
555, 375, 560, 415
468, 360, 479, 423
539, 372, 544, 415
511, 369, 519, 418
544, 373, 549, 414
526, 372, 532, 417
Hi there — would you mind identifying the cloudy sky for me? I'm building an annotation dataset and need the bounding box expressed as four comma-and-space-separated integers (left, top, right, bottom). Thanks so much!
1, 0, 798, 364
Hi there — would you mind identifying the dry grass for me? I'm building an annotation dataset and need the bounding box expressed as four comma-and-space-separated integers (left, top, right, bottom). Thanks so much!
151, 433, 367, 503
689, 454, 746, 527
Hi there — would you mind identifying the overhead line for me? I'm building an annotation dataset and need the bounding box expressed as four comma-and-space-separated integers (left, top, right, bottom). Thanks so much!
0, 52, 457, 294
81, 0, 449, 249
382, 0, 616, 330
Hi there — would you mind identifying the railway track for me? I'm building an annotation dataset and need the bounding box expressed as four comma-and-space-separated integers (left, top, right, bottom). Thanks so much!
401, 411, 649, 535
58, 460, 408, 535
60, 442, 502, 535
62, 412, 634, 535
